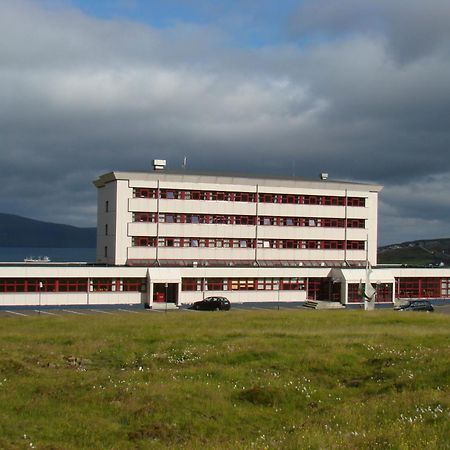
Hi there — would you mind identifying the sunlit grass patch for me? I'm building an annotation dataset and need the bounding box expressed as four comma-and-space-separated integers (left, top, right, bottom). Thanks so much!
0, 309, 449, 449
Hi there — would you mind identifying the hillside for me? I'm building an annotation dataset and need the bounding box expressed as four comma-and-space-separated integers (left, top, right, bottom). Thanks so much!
378, 238, 450, 266
1, 211, 449, 262
0, 213, 96, 248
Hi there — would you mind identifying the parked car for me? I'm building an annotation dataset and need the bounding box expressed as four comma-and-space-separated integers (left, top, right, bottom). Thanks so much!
394, 300, 434, 312
190, 296, 231, 311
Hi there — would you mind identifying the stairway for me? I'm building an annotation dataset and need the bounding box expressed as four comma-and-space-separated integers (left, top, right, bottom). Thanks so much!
303, 301, 345, 310
151, 302, 179, 310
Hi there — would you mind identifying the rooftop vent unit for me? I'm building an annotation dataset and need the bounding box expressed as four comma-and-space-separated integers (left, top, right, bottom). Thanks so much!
153, 159, 166, 171
320, 172, 328, 180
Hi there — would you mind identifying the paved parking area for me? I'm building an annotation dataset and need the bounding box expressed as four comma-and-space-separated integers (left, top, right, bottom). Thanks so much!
0, 305, 160, 318
1, 302, 449, 318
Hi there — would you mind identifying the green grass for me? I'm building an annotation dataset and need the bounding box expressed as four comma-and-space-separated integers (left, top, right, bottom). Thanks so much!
0, 310, 449, 449
378, 247, 436, 265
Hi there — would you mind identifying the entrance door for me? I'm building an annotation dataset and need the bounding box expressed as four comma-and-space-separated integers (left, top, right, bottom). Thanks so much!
153, 283, 178, 304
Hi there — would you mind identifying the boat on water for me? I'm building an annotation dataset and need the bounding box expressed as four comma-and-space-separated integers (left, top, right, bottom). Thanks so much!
24, 256, 51, 263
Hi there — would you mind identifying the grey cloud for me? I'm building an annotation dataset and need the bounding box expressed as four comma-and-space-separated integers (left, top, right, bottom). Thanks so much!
290, 0, 450, 63
0, 1, 449, 246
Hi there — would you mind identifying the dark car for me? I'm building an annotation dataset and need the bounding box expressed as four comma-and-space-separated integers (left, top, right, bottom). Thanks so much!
191, 296, 231, 311
394, 300, 434, 312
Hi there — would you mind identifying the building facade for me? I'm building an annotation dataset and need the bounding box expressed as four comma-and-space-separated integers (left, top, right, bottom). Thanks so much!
1, 166, 450, 308
93, 170, 381, 268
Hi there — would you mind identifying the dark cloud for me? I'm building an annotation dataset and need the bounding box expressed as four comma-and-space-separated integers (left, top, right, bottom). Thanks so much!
290, 0, 450, 64
0, 0, 449, 246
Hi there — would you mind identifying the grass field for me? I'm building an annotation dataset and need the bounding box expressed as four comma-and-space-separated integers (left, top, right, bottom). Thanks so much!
0, 309, 449, 449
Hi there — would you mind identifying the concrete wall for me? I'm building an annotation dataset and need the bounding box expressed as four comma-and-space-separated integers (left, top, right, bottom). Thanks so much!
1, 265, 450, 307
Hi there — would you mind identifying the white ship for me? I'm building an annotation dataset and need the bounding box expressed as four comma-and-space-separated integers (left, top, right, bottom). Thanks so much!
24, 256, 51, 263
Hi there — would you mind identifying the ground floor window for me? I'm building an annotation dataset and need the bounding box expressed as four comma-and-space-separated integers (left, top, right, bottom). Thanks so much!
181, 277, 307, 292
55, 279, 88, 292
347, 283, 393, 303
0, 278, 147, 293
120, 278, 147, 292
307, 278, 333, 300
396, 277, 442, 298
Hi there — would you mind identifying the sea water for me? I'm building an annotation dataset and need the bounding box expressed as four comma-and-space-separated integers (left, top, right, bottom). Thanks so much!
0, 247, 96, 263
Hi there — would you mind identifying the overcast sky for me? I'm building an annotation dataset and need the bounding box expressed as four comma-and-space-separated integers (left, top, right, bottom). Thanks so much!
1, 0, 449, 245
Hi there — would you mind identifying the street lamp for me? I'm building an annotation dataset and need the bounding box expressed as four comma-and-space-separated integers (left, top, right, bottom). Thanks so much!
38, 281, 43, 315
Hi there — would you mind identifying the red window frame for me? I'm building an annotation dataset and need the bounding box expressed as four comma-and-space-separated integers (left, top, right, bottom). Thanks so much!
133, 236, 156, 247
57, 279, 88, 292
181, 278, 203, 291
91, 279, 113, 292
121, 278, 147, 292
347, 197, 366, 207
134, 188, 157, 198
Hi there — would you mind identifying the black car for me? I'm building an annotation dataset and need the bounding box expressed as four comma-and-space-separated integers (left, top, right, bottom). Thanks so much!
394, 300, 434, 312
191, 296, 231, 311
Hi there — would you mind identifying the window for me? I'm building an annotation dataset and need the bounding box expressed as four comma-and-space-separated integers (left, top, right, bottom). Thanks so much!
105, 201, 109, 212
122, 278, 147, 292
58, 279, 88, 292
441, 278, 450, 297
134, 188, 156, 198
0, 279, 27, 292
304, 196, 318, 205
347, 219, 365, 228
0, 278, 87, 293
256, 278, 279, 290
283, 240, 296, 249
233, 192, 255, 202
105, 224, 108, 236
227, 278, 256, 290
323, 240, 344, 249
133, 212, 156, 223
347, 283, 361, 303
283, 194, 297, 204
182, 278, 202, 291
260, 193, 273, 203
280, 278, 305, 290
104, 246, 108, 257
347, 241, 365, 250
206, 278, 224, 290
347, 197, 366, 207
92, 279, 113, 292
376, 283, 393, 303
396, 277, 441, 298
133, 237, 156, 247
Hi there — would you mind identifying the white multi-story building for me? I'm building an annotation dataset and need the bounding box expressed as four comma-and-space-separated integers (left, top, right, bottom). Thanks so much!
94, 168, 381, 268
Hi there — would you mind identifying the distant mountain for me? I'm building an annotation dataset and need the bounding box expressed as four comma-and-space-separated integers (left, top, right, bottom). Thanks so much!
378, 238, 450, 266
0, 213, 96, 248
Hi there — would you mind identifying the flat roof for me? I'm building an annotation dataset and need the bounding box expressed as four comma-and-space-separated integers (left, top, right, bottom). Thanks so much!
94, 169, 383, 192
